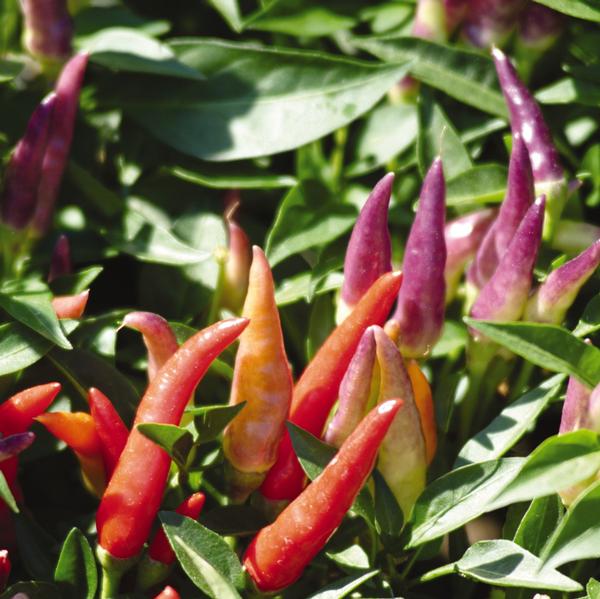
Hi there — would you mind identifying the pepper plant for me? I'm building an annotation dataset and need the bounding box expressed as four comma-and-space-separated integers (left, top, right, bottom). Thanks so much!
0, 1, 599, 598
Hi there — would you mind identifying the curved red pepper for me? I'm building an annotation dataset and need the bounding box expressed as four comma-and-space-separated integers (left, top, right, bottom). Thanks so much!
154, 586, 180, 599
245, 399, 403, 592
96, 317, 248, 559
259, 271, 402, 501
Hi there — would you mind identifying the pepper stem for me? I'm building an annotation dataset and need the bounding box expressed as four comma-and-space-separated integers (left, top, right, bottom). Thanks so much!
96, 544, 138, 599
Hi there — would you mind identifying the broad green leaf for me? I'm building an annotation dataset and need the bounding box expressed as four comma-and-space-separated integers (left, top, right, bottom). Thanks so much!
49, 267, 103, 296
306, 570, 379, 599
541, 479, 600, 569
168, 164, 296, 189
0, 289, 72, 350
406, 458, 525, 548
200, 505, 268, 536
307, 240, 345, 303
574, 294, 600, 337
275, 271, 344, 305
373, 469, 403, 539
54, 528, 97, 599
0, 471, 17, 513
347, 103, 418, 176
188, 403, 246, 444
446, 164, 508, 206
417, 95, 472, 180
115, 39, 411, 161
464, 319, 600, 387
0, 582, 61, 599
533, 0, 600, 22
137, 423, 194, 469
160, 512, 244, 598
84, 28, 204, 79
434, 540, 581, 591
107, 209, 211, 266
266, 181, 356, 267
513, 495, 563, 556
537, 77, 600, 107
490, 431, 600, 509
587, 578, 600, 598
0, 58, 22, 82
353, 36, 507, 117
326, 545, 370, 570
456, 375, 565, 467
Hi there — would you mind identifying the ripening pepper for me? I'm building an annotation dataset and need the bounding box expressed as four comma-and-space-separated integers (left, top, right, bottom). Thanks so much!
0, 433, 35, 464
223, 247, 292, 501
407, 360, 437, 464
244, 399, 403, 592
87, 388, 128, 477
444, 208, 496, 301
470, 197, 545, 340
121, 312, 179, 381
552, 220, 600, 255
413, 0, 447, 42
36, 412, 106, 497
0, 550, 10, 592
48, 234, 71, 281
259, 271, 402, 502
389, 158, 446, 358
52, 290, 89, 319
338, 173, 393, 322
96, 317, 248, 560
444, 0, 468, 34
493, 47, 567, 240
468, 135, 534, 291
154, 586, 180, 599
462, 0, 527, 48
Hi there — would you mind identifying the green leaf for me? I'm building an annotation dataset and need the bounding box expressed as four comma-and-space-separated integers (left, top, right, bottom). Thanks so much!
14, 513, 57, 581
513, 495, 563, 556
353, 36, 507, 117
275, 271, 343, 306
160, 512, 244, 598
347, 103, 418, 176
84, 27, 205, 79
0, 470, 18, 513
541, 478, 600, 569
417, 95, 472, 180
53, 528, 97, 599
207, 0, 243, 32
574, 294, 600, 338
537, 77, 600, 107
490, 431, 600, 509
373, 470, 403, 539
533, 0, 600, 22
306, 570, 379, 599
446, 164, 508, 206
406, 458, 525, 548
456, 375, 565, 467
0, 288, 72, 350
137, 423, 194, 469
0, 582, 61, 599
0, 58, 23, 83
306, 294, 335, 361
326, 545, 370, 570
187, 403, 246, 444
587, 578, 600, 598
66, 161, 121, 218
168, 164, 296, 189
431, 320, 468, 358
443, 540, 581, 591
49, 267, 103, 296
115, 39, 411, 161
74, 5, 170, 38
107, 209, 211, 266
266, 181, 356, 267
464, 319, 600, 387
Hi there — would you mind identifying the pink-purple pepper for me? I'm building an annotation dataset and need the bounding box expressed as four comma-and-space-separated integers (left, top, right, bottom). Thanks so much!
0, 432, 35, 463
463, 0, 527, 48
48, 234, 72, 281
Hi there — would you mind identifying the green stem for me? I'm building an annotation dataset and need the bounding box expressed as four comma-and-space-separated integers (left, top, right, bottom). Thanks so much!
408, 562, 455, 587
509, 359, 535, 402
400, 545, 423, 580
330, 126, 348, 190
96, 544, 138, 599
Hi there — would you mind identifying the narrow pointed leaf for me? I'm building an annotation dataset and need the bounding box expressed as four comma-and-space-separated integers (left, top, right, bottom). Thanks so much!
54, 528, 97, 599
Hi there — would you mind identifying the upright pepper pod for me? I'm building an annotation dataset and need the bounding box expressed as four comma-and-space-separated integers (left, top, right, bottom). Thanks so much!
462, 0, 527, 48
470, 197, 545, 340
96, 317, 248, 560
121, 312, 179, 381
493, 47, 566, 240
468, 135, 534, 290
373, 327, 427, 517
338, 174, 393, 322
244, 399, 403, 592
525, 240, 600, 325
48, 234, 71, 281
259, 271, 402, 502
1, 94, 56, 230
223, 247, 293, 501
36, 412, 106, 497
52, 290, 89, 319
444, 208, 496, 301
390, 158, 446, 357
407, 360, 437, 464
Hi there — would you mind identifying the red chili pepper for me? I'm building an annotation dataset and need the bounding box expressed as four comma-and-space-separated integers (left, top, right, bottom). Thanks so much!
244, 399, 403, 592
260, 271, 402, 502
0, 549, 10, 592
148, 492, 205, 564
96, 317, 248, 559
0, 383, 61, 436
154, 586, 180, 599
52, 289, 89, 319
87, 388, 128, 476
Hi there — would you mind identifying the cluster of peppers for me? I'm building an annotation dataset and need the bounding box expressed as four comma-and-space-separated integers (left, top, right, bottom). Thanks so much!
0, 5, 599, 598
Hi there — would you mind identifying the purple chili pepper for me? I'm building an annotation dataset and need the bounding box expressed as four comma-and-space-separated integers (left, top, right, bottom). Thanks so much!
31, 52, 88, 234
468, 135, 534, 289
444, 0, 468, 34
525, 240, 600, 325
339, 173, 393, 321
1, 94, 56, 230
518, 3, 563, 51
493, 47, 566, 240
324, 327, 377, 448
560, 364, 593, 435
0, 432, 35, 463
48, 234, 72, 282
553, 220, 600, 255
470, 196, 545, 339
444, 208, 496, 301
391, 158, 446, 358
462, 0, 527, 48
20, 0, 73, 67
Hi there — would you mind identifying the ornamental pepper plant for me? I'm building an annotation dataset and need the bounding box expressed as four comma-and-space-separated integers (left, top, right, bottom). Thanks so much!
0, 1, 599, 598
